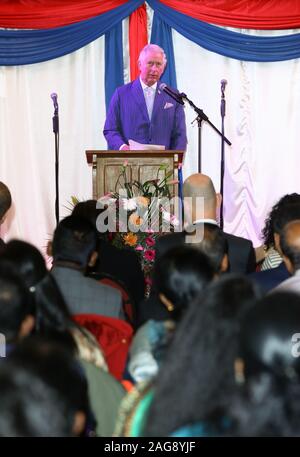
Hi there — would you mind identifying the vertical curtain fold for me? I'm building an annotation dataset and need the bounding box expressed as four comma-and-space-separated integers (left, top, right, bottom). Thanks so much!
150, 13, 177, 88
129, 3, 148, 81
105, 23, 124, 110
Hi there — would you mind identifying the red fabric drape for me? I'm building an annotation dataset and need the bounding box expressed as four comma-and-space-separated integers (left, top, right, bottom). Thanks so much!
129, 3, 148, 81
160, 0, 300, 29
0, 0, 128, 29
2, 0, 300, 31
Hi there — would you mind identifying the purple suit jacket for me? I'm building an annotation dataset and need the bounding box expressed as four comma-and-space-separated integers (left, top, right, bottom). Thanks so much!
103, 78, 187, 151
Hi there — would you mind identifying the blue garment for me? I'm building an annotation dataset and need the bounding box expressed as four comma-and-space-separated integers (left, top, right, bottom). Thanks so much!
249, 261, 290, 293
103, 78, 187, 151
170, 417, 232, 437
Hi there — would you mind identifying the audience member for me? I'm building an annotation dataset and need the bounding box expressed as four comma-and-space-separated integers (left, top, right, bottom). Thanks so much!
142, 275, 260, 437
222, 292, 300, 436
273, 219, 300, 293
250, 201, 300, 292
136, 221, 229, 327
155, 173, 255, 274
0, 271, 34, 347
72, 200, 145, 313
50, 216, 124, 319
115, 274, 259, 436
8, 336, 90, 436
128, 246, 215, 383
260, 193, 300, 270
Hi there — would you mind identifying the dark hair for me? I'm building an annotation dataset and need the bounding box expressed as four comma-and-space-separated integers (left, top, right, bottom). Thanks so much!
154, 245, 214, 321
223, 292, 300, 436
72, 200, 99, 226
34, 273, 81, 353
0, 363, 71, 436
0, 182, 12, 220
261, 194, 300, 248
0, 272, 33, 343
196, 223, 228, 273
0, 239, 47, 288
144, 275, 260, 437
9, 336, 90, 435
280, 220, 300, 271
52, 215, 98, 267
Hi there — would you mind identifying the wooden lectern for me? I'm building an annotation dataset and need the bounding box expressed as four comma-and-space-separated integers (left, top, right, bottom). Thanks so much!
85, 150, 185, 199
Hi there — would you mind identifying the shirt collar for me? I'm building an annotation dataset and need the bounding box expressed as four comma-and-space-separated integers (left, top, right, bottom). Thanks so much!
193, 218, 219, 226
140, 78, 157, 92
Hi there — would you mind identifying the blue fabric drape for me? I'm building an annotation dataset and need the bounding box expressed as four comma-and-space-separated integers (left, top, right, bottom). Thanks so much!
105, 23, 124, 110
150, 13, 177, 88
0, 0, 143, 66
1, 0, 300, 66
147, 0, 300, 62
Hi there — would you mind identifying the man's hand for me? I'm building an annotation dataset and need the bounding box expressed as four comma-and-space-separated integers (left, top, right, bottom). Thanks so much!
120, 144, 130, 151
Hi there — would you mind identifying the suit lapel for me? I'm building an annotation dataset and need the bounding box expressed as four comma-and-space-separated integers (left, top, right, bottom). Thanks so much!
151, 83, 165, 122
131, 78, 149, 121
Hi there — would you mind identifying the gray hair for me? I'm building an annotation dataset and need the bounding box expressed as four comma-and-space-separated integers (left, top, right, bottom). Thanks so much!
138, 44, 167, 66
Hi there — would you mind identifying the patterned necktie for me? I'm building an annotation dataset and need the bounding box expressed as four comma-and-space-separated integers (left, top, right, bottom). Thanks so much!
144, 86, 154, 120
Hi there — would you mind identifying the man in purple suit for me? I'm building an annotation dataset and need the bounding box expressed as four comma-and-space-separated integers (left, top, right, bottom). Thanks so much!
103, 44, 187, 151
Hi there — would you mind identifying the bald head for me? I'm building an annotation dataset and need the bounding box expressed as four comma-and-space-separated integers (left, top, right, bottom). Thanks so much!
183, 174, 218, 221
280, 220, 300, 272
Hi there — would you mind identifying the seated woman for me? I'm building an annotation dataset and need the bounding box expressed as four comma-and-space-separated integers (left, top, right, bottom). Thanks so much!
141, 274, 260, 437
127, 245, 215, 384
0, 239, 125, 436
221, 291, 300, 436
0, 239, 107, 370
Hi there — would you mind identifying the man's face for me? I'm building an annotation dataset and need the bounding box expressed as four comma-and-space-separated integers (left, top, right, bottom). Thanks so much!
138, 50, 165, 86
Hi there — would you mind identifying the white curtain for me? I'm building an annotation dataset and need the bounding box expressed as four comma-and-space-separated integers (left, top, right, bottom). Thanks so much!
173, 28, 300, 246
1, 21, 300, 252
0, 37, 107, 255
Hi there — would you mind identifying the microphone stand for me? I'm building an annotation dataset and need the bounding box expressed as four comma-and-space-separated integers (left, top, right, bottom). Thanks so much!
181, 93, 231, 174
220, 86, 226, 230
52, 105, 59, 226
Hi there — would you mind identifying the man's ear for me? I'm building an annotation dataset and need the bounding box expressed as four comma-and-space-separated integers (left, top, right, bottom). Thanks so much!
47, 240, 53, 257
72, 411, 86, 436
220, 253, 229, 273
216, 193, 222, 210
18, 315, 35, 339
88, 251, 98, 267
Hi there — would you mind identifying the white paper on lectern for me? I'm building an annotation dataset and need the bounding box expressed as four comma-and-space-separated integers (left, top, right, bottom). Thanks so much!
128, 139, 165, 150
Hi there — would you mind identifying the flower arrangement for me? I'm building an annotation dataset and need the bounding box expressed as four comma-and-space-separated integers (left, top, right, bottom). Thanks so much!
97, 161, 180, 293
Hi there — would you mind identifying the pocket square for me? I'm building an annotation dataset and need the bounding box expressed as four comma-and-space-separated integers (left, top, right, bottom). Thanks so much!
164, 102, 174, 109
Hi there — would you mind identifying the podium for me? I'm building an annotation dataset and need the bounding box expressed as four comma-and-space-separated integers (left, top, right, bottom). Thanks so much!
85, 150, 185, 199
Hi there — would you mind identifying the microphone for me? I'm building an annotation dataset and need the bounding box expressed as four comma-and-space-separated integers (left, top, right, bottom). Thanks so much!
221, 79, 227, 93
159, 83, 185, 105
51, 92, 58, 111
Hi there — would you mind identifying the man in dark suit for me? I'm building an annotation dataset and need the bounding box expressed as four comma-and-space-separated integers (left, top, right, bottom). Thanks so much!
72, 200, 145, 307
156, 173, 256, 274
50, 216, 124, 320
0, 181, 12, 252
103, 44, 187, 152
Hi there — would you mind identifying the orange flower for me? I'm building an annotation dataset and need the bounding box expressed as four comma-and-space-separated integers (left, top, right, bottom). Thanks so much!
135, 196, 150, 208
129, 212, 144, 228
123, 232, 138, 247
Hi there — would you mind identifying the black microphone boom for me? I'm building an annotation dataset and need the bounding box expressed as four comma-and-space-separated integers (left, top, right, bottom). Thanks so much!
159, 83, 184, 105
